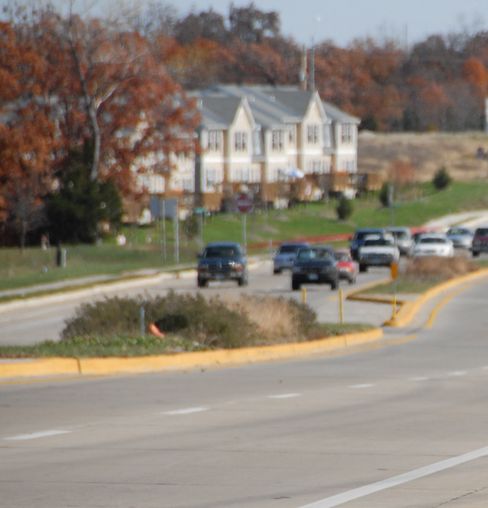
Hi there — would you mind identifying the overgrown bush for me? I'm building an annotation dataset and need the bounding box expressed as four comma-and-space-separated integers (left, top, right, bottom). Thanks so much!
62, 291, 259, 349
404, 255, 477, 281
336, 196, 353, 220
61, 291, 322, 352
432, 167, 452, 190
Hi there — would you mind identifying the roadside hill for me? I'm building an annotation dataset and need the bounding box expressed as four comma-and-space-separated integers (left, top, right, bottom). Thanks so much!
359, 131, 488, 181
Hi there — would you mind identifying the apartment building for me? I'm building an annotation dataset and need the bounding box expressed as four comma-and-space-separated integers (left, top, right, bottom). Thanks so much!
149, 85, 360, 214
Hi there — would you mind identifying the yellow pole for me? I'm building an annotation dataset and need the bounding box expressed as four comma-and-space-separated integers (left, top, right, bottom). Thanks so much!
301, 286, 307, 304
338, 288, 344, 324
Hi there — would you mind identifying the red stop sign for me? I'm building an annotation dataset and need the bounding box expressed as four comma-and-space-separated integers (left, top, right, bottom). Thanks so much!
236, 193, 253, 213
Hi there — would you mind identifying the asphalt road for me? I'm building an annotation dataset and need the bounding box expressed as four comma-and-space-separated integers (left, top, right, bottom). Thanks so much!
1, 276, 487, 507
0, 260, 391, 346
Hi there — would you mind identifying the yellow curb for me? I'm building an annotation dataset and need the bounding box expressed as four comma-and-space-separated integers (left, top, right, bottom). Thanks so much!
385, 268, 488, 327
0, 329, 383, 379
0, 358, 80, 379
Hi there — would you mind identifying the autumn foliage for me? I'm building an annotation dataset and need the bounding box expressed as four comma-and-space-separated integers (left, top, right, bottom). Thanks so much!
2, 2, 488, 245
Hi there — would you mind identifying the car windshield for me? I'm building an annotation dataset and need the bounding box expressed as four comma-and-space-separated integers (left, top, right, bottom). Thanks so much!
390, 231, 408, 239
278, 245, 303, 254
419, 237, 446, 244
204, 246, 239, 258
355, 231, 381, 240
448, 228, 471, 235
475, 228, 488, 236
364, 238, 393, 246
334, 252, 350, 261
297, 248, 333, 261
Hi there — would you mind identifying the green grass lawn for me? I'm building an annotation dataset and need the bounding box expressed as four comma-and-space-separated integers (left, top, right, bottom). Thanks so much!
1, 180, 488, 292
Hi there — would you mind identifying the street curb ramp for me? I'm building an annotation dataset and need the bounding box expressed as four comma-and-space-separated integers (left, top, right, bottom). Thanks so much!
0, 329, 383, 380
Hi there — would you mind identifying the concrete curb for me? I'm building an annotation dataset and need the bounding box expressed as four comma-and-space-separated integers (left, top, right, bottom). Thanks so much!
384, 268, 488, 327
0, 328, 383, 380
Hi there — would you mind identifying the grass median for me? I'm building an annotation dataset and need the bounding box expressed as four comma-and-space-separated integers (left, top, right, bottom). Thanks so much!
0, 293, 373, 358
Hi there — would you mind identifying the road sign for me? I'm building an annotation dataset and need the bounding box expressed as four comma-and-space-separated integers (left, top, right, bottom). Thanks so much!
236, 193, 253, 214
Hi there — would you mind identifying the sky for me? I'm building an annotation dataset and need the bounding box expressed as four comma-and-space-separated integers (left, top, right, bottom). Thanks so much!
2, 0, 488, 47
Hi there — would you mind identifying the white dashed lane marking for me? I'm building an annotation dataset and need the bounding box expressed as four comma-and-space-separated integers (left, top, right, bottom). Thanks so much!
267, 393, 301, 399
4, 430, 71, 441
448, 371, 467, 377
162, 407, 209, 416
349, 384, 374, 389
409, 376, 430, 382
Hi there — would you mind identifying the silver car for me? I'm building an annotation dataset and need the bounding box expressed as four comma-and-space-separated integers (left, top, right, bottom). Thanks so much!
273, 242, 309, 274
446, 227, 473, 250
386, 227, 414, 256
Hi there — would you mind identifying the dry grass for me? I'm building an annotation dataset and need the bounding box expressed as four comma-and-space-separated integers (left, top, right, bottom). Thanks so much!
359, 131, 488, 181
228, 295, 312, 343
404, 255, 478, 281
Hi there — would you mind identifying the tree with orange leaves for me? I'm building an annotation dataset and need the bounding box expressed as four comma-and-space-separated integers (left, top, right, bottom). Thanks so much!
0, 21, 57, 247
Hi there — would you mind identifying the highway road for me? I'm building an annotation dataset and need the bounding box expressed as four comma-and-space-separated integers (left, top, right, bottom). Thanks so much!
1, 276, 487, 507
0, 260, 391, 346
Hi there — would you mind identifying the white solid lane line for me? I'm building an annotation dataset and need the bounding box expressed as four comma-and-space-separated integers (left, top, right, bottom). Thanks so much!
349, 384, 374, 389
300, 445, 488, 508
4, 430, 71, 441
162, 407, 209, 416
267, 393, 301, 399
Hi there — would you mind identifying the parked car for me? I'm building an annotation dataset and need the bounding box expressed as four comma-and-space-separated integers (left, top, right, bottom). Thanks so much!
350, 228, 386, 261
272, 242, 310, 274
197, 242, 248, 287
358, 234, 400, 272
446, 227, 473, 250
386, 226, 414, 256
333, 249, 358, 284
291, 245, 339, 291
413, 234, 454, 257
472, 227, 488, 257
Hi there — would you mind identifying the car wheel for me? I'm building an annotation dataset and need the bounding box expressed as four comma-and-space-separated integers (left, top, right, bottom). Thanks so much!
273, 268, 281, 274
472, 251, 480, 258
330, 279, 338, 290
197, 278, 207, 288
237, 277, 248, 287
348, 275, 356, 284
359, 264, 368, 273
291, 278, 301, 291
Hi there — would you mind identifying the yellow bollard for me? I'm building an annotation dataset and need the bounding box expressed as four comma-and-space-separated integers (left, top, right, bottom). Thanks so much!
338, 288, 344, 324
301, 286, 307, 304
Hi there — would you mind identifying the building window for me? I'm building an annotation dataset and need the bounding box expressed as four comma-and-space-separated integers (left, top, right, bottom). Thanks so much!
271, 130, 284, 151
288, 125, 296, 144
234, 131, 247, 152
307, 124, 319, 144
208, 130, 221, 151
341, 124, 353, 143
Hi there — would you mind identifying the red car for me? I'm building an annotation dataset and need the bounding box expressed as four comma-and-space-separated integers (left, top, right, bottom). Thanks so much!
334, 249, 358, 284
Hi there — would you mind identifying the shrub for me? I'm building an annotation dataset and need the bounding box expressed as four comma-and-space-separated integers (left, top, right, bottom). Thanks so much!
432, 167, 452, 190
336, 196, 353, 220
61, 292, 321, 351
379, 182, 393, 208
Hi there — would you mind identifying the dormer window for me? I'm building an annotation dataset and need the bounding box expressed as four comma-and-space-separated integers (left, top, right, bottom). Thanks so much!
341, 124, 353, 143
307, 124, 319, 144
234, 131, 247, 151
271, 130, 284, 151
208, 130, 221, 151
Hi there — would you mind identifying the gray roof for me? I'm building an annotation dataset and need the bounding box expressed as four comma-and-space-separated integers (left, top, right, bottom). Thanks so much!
192, 85, 359, 130
323, 101, 360, 124
189, 93, 244, 128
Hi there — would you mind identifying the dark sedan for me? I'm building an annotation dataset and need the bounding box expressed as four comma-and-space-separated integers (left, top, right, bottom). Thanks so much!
291, 246, 339, 291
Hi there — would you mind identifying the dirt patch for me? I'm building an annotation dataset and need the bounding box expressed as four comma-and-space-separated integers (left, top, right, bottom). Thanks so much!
359, 131, 488, 181
404, 256, 478, 281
